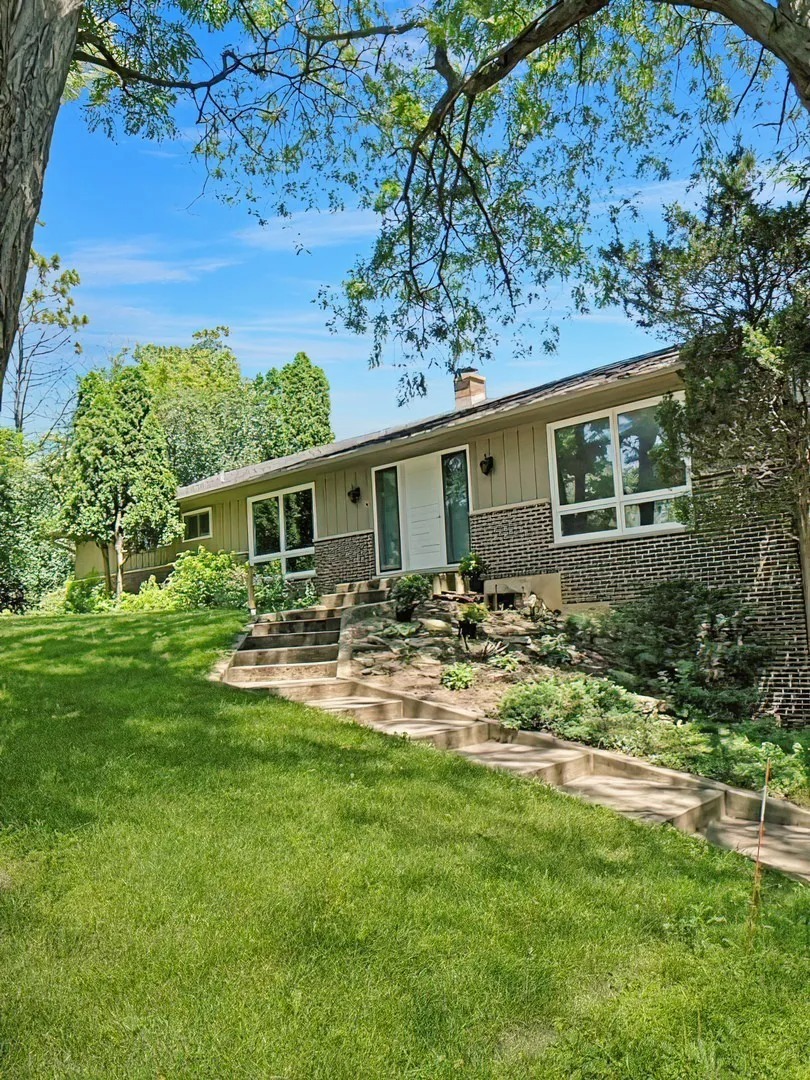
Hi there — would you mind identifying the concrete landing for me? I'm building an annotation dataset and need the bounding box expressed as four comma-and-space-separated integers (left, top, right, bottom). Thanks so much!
455, 741, 591, 784
703, 818, 810, 882
562, 776, 725, 832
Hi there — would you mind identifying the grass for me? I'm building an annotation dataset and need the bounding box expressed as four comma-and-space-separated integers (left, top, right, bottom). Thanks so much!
0, 613, 809, 1079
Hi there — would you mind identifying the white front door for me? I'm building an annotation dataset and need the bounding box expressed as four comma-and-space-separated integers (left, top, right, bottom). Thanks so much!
402, 456, 445, 571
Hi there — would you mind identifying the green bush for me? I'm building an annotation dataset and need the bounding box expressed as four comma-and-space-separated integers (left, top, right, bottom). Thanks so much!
500, 675, 643, 741
458, 552, 490, 580
601, 580, 767, 721
116, 576, 179, 613
252, 561, 319, 614
533, 633, 577, 666
164, 548, 247, 610
390, 574, 433, 619
39, 571, 115, 615
498, 673, 810, 803
441, 662, 475, 690
459, 602, 488, 625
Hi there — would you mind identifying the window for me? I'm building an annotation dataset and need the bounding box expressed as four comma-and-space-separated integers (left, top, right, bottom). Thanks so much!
441, 450, 470, 564
374, 466, 402, 572
183, 508, 212, 541
248, 485, 316, 577
549, 397, 689, 543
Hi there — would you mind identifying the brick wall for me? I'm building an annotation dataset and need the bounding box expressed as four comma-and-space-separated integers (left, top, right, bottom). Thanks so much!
314, 532, 376, 593
470, 501, 810, 725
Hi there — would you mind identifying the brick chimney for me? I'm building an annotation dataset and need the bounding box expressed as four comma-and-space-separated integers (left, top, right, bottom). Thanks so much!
454, 368, 486, 410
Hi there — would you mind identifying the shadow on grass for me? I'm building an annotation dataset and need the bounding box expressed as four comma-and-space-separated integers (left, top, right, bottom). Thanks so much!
0, 611, 798, 914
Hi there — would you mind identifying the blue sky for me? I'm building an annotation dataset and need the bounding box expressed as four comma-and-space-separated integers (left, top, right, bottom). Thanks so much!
37, 99, 671, 439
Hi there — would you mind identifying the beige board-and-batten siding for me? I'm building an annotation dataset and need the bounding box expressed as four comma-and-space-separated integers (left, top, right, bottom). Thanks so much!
73, 366, 681, 585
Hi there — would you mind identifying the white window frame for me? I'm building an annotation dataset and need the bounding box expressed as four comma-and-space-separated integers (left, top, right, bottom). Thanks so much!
181, 506, 213, 543
547, 394, 690, 547
370, 445, 472, 577
247, 482, 317, 579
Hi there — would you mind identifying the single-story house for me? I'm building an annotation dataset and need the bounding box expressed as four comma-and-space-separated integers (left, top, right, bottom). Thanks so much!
75, 347, 810, 722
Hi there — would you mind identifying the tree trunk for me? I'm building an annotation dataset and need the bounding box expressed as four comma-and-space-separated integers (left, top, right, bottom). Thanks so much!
0, 0, 83, 401
98, 541, 111, 594
799, 496, 810, 645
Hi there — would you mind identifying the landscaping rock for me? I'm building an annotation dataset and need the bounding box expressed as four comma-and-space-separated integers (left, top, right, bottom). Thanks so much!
419, 618, 454, 635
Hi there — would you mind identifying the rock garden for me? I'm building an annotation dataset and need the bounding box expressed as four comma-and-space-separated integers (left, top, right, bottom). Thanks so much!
346, 574, 810, 804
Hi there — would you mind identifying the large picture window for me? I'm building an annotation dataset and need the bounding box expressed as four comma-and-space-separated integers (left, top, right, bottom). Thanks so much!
549, 397, 689, 543
248, 484, 316, 577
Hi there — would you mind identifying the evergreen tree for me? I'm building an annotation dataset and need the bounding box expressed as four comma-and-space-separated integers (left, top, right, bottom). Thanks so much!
604, 152, 810, 628
253, 352, 334, 461
60, 366, 182, 596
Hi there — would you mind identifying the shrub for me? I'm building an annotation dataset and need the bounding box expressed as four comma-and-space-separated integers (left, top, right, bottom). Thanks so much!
390, 574, 433, 620
498, 673, 810, 802
533, 633, 577, 666
116, 576, 179, 613
459, 602, 488, 625
488, 653, 521, 672
164, 548, 247, 610
252, 561, 319, 614
0, 575, 26, 614
441, 662, 475, 690
38, 571, 115, 615
458, 552, 490, 581
499, 675, 643, 742
601, 580, 767, 721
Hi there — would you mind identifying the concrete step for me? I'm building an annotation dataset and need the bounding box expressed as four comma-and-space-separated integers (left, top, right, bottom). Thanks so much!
454, 741, 592, 785
561, 775, 725, 833
232, 644, 339, 666
316, 697, 404, 722
226, 660, 338, 684
363, 716, 490, 750
257, 606, 341, 624
702, 818, 810, 882
317, 590, 390, 609
251, 617, 342, 636
241, 630, 339, 650
335, 579, 386, 594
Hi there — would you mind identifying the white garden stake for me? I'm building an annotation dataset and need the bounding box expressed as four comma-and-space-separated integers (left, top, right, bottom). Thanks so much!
747, 758, 772, 937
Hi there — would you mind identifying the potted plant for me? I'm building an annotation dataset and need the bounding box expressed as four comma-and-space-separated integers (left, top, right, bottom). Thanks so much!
458, 601, 489, 641
389, 574, 434, 621
458, 552, 490, 593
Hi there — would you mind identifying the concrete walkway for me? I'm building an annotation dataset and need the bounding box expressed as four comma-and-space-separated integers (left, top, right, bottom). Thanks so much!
223, 586, 810, 885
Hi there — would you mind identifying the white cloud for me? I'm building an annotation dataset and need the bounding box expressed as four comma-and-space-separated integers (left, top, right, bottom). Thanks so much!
67, 239, 233, 287
235, 209, 380, 253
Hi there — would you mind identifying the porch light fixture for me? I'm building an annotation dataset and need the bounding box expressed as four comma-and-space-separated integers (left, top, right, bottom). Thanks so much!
479, 454, 494, 477
347, 485, 362, 503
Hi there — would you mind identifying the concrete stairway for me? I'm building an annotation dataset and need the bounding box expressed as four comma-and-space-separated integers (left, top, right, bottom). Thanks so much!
222, 589, 810, 884
225, 580, 391, 686
454, 735, 810, 880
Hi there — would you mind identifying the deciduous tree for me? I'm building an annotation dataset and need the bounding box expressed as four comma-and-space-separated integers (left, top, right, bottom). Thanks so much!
5, 249, 87, 434
2, 0, 810, 396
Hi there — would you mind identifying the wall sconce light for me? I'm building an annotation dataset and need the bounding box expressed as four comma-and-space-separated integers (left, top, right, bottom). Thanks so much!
347, 485, 362, 504
479, 454, 494, 477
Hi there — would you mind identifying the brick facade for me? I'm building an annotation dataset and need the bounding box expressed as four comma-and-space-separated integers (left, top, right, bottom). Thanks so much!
470, 501, 810, 725
314, 531, 376, 593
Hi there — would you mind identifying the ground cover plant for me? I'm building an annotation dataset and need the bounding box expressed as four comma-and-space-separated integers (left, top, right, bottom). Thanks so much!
499, 675, 810, 804
1, 612, 810, 1076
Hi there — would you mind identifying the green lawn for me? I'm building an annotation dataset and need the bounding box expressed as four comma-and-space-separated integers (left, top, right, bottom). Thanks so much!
1, 614, 809, 1079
